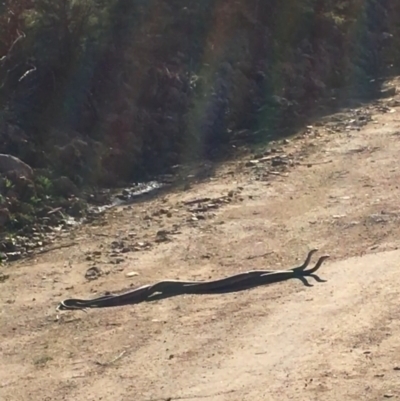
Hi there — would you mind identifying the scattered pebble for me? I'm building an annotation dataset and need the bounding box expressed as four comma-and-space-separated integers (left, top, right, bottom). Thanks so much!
85, 266, 102, 280
126, 271, 139, 278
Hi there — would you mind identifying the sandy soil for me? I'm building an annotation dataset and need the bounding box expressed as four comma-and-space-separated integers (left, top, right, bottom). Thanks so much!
2, 80, 400, 401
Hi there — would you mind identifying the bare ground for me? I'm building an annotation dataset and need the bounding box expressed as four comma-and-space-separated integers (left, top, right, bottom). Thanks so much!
2, 81, 400, 400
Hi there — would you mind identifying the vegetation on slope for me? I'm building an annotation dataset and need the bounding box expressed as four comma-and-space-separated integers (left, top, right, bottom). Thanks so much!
0, 0, 399, 234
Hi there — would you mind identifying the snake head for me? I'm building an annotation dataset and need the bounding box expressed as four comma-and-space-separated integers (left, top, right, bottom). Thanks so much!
304, 255, 330, 274
293, 249, 319, 272
56, 300, 88, 312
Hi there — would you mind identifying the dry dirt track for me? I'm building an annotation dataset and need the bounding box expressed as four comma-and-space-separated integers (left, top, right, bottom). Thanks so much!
2, 82, 400, 400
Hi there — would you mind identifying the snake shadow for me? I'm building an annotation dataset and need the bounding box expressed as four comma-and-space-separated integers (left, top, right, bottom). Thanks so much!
141, 271, 327, 304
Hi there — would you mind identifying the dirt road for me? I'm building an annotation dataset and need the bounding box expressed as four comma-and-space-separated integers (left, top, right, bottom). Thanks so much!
2, 82, 400, 400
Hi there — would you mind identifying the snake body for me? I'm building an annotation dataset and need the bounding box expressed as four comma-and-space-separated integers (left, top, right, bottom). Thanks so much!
57, 249, 329, 311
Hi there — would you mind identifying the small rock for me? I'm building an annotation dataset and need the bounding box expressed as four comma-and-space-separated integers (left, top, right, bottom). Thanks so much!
271, 156, 288, 167
379, 87, 396, 98
388, 99, 400, 107
111, 240, 124, 249
126, 271, 139, 278
6, 251, 22, 261
156, 230, 170, 243
85, 266, 102, 280
245, 160, 260, 167
258, 155, 273, 162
